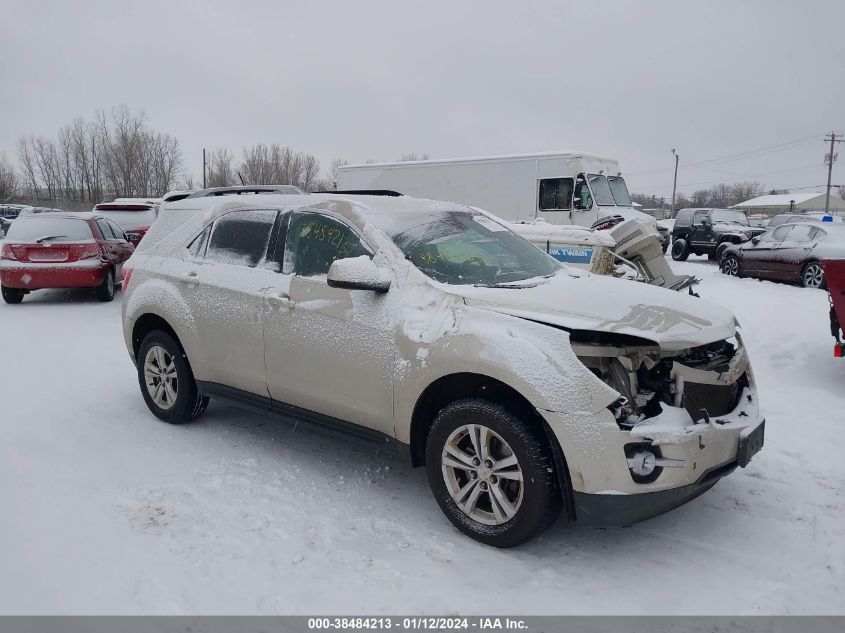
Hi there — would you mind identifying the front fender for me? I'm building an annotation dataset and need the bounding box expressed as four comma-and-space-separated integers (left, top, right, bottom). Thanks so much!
393, 305, 620, 443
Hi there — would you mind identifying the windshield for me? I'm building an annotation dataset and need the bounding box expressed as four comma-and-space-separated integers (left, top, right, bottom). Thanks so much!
389, 211, 560, 286
6, 217, 93, 242
93, 209, 156, 230
587, 174, 616, 206
607, 176, 632, 206
711, 210, 750, 226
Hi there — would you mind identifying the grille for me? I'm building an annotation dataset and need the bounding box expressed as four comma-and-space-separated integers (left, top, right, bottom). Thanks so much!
682, 379, 743, 421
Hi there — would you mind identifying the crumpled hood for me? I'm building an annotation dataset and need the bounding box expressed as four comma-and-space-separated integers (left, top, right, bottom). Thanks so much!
452, 272, 737, 351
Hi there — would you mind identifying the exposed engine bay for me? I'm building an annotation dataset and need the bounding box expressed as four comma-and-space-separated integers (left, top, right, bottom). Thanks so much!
572, 333, 749, 429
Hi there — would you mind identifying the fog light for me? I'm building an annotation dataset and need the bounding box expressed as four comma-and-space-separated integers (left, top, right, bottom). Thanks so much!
627, 450, 657, 477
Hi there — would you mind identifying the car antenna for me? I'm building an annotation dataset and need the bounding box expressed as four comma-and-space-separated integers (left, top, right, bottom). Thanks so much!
237, 171, 246, 185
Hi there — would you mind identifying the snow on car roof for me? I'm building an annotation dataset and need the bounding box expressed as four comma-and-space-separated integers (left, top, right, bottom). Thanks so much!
13, 211, 96, 220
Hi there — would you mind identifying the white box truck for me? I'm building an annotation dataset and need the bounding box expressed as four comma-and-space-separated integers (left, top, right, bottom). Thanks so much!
337, 150, 652, 228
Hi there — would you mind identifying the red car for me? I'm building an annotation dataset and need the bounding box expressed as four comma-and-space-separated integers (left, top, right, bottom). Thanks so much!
823, 258, 845, 357
0, 212, 134, 304
92, 200, 158, 247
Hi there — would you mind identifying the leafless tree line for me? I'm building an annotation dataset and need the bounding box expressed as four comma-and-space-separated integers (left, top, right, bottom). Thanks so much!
632, 181, 765, 214
12, 105, 183, 204
205, 144, 327, 191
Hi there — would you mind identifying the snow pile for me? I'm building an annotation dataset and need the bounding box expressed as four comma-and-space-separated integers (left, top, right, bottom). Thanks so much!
0, 254, 843, 614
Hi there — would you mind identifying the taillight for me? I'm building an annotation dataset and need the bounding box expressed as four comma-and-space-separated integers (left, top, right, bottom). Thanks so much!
79, 243, 102, 260
122, 265, 134, 292
1, 243, 17, 260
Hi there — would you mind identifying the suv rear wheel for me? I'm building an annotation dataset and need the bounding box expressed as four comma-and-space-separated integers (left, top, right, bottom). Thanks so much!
138, 330, 209, 423
671, 238, 690, 261
425, 398, 561, 548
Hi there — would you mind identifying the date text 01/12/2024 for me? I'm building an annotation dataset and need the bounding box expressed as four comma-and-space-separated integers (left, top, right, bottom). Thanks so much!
307, 617, 528, 630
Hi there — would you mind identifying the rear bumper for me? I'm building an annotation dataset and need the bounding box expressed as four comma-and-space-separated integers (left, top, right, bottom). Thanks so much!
573, 460, 737, 527
0, 261, 108, 289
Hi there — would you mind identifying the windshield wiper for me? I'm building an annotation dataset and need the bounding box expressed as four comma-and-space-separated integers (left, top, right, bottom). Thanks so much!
478, 274, 555, 289
35, 235, 68, 243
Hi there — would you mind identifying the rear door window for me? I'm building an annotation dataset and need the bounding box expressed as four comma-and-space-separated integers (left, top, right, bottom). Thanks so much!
96, 219, 116, 239
205, 209, 278, 268
786, 225, 816, 243
106, 219, 127, 240
5, 217, 93, 242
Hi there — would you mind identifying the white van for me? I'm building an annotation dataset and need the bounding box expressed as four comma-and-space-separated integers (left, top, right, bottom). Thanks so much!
338, 151, 652, 227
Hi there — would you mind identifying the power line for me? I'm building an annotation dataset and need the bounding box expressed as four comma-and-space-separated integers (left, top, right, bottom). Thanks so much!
632, 164, 823, 195
626, 133, 825, 176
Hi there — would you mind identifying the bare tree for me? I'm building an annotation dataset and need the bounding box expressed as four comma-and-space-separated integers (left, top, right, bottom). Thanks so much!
728, 181, 764, 206
239, 143, 320, 190
398, 153, 430, 161
328, 158, 347, 189
16, 137, 40, 198
206, 147, 236, 187
0, 152, 18, 200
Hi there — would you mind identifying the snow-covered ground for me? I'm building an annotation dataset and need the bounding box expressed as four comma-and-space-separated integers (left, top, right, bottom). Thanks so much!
1, 255, 843, 615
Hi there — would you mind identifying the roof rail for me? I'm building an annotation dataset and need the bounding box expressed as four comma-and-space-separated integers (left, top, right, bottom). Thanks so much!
185, 185, 305, 198
313, 189, 404, 197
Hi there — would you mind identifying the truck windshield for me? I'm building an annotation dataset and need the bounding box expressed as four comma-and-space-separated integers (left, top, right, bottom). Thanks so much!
711, 210, 750, 226
389, 211, 559, 286
607, 176, 633, 206
587, 174, 616, 206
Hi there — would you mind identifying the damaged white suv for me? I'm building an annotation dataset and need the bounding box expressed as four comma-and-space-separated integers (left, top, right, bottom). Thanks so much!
122, 191, 765, 547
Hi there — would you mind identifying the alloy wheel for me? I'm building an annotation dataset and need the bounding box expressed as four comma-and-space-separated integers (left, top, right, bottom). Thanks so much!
723, 256, 739, 276
441, 424, 524, 526
803, 263, 824, 288
143, 345, 178, 409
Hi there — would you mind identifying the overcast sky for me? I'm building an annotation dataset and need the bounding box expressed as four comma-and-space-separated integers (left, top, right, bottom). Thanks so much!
1, 0, 844, 198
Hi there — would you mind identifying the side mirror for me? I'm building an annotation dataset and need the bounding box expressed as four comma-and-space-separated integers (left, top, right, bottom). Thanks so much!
126, 232, 141, 243
751, 237, 760, 245
327, 256, 392, 293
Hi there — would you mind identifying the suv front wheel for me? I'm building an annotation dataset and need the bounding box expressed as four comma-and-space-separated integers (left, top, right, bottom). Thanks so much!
425, 398, 562, 548
137, 330, 209, 423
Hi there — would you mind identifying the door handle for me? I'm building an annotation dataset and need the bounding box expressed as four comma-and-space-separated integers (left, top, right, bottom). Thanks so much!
269, 293, 295, 309
181, 272, 200, 285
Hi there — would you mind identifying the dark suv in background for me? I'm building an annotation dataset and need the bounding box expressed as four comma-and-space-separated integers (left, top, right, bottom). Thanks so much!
671, 208, 765, 261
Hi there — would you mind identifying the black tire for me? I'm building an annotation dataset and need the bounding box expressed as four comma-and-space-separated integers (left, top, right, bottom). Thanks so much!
715, 242, 730, 261
96, 268, 115, 302
801, 260, 826, 289
671, 238, 690, 261
721, 253, 741, 277
137, 330, 209, 424
425, 398, 562, 548
1, 285, 24, 304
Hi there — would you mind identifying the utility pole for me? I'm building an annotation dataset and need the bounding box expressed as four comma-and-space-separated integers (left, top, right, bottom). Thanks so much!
670, 148, 679, 217
824, 132, 843, 214
202, 148, 207, 189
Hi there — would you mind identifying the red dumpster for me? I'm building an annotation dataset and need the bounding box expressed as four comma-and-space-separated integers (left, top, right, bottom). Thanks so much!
822, 258, 845, 358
